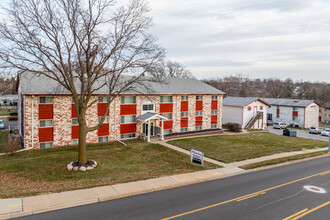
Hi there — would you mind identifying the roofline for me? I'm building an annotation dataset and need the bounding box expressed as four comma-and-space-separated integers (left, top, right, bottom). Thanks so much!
245, 98, 271, 107
20, 93, 225, 96
267, 101, 320, 108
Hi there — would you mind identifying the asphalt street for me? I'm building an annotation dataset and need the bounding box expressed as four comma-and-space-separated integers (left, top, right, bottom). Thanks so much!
16, 155, 330, 220
3, 120, 18, 130
267, 126, 330, 142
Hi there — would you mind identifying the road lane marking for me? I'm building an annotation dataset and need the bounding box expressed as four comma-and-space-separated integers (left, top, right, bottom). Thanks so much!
236, 192, 266, 202
161, 170, 330, 220
290, 201, 330, 220
282, 209, 308, 220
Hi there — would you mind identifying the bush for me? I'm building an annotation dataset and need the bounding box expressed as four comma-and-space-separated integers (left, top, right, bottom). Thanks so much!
225, 123, 242, 132
2, 134, 22, 156
9, 112, 18, 116
8, 116, 18, 121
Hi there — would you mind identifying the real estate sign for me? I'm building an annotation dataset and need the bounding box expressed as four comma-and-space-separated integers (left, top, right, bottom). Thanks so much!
190, 149, 204, 166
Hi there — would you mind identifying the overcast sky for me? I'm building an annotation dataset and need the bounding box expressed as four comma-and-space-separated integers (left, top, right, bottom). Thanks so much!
148, 0, 330, 82
1, 0, 329, 82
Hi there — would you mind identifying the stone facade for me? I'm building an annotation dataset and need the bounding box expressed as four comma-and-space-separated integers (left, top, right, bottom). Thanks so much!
21, 94, 223, 149
319, 105, 330, 124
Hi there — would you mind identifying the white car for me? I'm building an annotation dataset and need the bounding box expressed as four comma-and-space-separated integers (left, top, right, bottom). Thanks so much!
273, 122, 287, 129
321, 128, 330, 136
0, 120, 4, 129
309, 126, 321, 134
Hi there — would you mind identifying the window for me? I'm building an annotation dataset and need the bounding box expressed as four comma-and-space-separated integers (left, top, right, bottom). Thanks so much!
98, 136, 109, 143
293, 116, 298, 121
98, 116, 109, 123
181, 112, 188, 117
40, 142, 53, 149
211, 110, 217, 115
247, 106, 252, 111
260, 106, 263, 110
196, 95, 202, 100
325, 120, 330, 124
121, 133, 136, 139
120, 115, 136, 124
39, 120, 53, 128
181, 127, 187, 132
326, 107, 330, 111
98, 96, 109, 103
121, 96, 136, 104
181, 96, 188, 101
160, 96, 172, 103
325, 114, 330, 118
212, 95, 217, 100
267, 113, 273, 121
164, 129, 172, 134
72, 118, 78, 125
160, 113, 172, 120
195, 126, 202, 131
211, 124, 217, 129
39, 97, 53, 104
293, 107, 298, 111
72, 139, 78, 145
142, 104, 154, 111
196, 111, 202, 116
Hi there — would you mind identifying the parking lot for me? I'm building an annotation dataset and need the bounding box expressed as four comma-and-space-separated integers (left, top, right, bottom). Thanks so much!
267, 126, 330, 142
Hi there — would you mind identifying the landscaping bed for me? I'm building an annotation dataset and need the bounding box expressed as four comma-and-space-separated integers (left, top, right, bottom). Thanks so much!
168, 132, 328, 163
0, 139, 218, 198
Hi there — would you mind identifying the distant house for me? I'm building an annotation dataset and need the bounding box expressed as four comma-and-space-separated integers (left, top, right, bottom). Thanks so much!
18, 72, 224, 149
319, 103, 330, 124
263, 98, 320, 128
0, 94, 18, 106
223, 97, 270, 130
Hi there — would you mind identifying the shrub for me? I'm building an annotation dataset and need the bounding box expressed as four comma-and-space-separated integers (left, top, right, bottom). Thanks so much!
8, 116, 18, 121
9, 112, 18, 116
225, 123, 242, 132
2, 134, 22, 156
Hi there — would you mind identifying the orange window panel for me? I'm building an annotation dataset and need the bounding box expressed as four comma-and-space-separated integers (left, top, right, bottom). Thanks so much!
39, 127, 53, 142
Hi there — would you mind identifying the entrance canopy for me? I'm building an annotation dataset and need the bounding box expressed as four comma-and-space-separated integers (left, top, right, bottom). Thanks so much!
136, 112, 168, 122
136, 112, 168, 142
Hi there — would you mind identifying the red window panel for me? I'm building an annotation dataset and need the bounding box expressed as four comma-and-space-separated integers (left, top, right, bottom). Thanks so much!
72, 104, 77, 118
181, 117, 188, 128
39, 104, 53, 120
276, 109, 280, 115
292, 111, 298, 117
98, 103, 109, 116
120, 123, 136, 134
211, 115, 217, 124
39, 127, 53, 142
98, 123, 109, 136
120, 104, 137, 115
196, 101, 203, 111
195, 116, 202, 126
181, 101, 188, 111
71, 126, 79, 139
211, 100, 218, 110
160, 103, 173, 113
160, 120, 173, 130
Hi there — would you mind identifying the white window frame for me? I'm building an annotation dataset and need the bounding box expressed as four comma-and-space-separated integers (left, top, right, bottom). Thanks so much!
142, 104, 154, 111
98, 136, 109, 143
121, 96, 136, 104
120, 133, 136, 140
72, 118, 78, 125
39, 119, 53, 128
98, 116, 109, 123
212, 95, 217, 100
120, 115, 136, 124
292, 116, 298, 121
195, 126, 202, 131
40, 142, 53, 149
211, 110, 217, 115
164, 129, 172, 135
293, 107, 298, 111
181, 96, 188, 101
181, 127, 188, 132
160, 112, 172, 120
72, 139, 79, 145
196, 95, 203, 100
211, 124, 217, 129
98, 96, 109, 103
181, 112, 188, 117
160, 96, 172, 103
39, 97, 53, 104
196, 111, 202, 116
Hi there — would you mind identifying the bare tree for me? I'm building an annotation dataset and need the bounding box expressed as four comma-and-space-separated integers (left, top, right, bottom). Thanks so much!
154, 59, 193, 78
0, 0, 164, 165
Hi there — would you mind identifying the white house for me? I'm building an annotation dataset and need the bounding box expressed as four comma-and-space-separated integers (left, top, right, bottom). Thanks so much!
223, 97, 270, 130
263, 98, 320, 129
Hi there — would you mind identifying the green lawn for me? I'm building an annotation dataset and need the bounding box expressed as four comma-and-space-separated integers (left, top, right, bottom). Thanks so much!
0, 140, 218, 198
0, 130, 9, 153
168, 132, 328, 163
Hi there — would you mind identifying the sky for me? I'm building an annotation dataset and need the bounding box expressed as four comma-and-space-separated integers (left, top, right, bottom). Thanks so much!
148, 0, 330, 82
1, 0, 330, 82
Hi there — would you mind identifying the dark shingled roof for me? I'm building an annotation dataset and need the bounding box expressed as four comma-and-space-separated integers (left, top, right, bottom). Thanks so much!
19, 72, 224, 95
223, 97, 270, 107
262, 98, 319, 107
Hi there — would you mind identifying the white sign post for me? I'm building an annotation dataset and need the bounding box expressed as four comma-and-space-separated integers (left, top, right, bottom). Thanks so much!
190, 149, 204, 166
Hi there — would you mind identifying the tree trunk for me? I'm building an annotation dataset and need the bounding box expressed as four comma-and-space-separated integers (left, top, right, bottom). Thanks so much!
78, 125, 87, 164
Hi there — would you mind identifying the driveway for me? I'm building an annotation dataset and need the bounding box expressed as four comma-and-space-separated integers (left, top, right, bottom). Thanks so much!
267, 126, 330, 142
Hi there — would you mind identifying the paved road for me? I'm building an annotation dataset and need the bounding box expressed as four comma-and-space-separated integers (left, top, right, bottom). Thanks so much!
268, 126, 330, 142
16, 156, 330, 220
1, 120, 18, 130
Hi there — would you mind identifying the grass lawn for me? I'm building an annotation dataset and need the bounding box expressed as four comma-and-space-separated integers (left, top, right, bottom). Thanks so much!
0, 140, 218, 198
0, 130, 9, 153
168, 132, 328, 163
240, 151, 329, 170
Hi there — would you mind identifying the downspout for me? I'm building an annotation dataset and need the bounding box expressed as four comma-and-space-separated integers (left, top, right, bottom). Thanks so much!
114, 97, 127, 146
30, 95, 34, 149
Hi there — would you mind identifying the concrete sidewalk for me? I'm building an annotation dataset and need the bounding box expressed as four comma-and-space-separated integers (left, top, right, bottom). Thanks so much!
0, 167, 246, 219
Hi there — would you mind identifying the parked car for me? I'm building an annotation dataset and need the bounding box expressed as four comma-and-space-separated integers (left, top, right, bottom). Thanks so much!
273, 122, 287, 129
0, 120, 4, 129
321, 128, 330, 136
309, 126, 322, 134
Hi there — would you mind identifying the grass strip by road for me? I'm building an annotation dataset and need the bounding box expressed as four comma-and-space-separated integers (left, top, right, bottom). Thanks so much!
0, 130, 9, 153
0, 139, 219, 198
240, 151, 329, 170
168, 132, 328, 163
